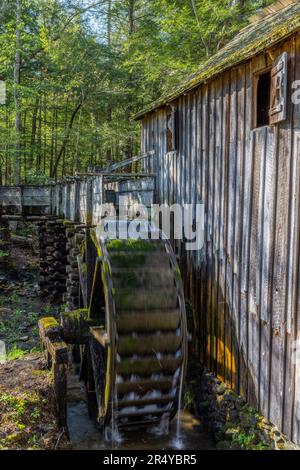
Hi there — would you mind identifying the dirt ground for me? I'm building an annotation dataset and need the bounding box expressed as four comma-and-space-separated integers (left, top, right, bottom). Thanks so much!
0, 242, 69, 450
0, 353, 69, 450
0, 244, 60, 354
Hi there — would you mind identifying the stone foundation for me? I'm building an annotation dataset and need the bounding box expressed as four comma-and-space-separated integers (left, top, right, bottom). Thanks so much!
38, 217, 84, 309
63, 225, 84, 311
38, 217, 68, 303
196, 367, 299, 450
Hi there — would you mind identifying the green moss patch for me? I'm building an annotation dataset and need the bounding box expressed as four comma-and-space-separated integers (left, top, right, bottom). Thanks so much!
106, 239, 156, 252
39, 317, 60, 331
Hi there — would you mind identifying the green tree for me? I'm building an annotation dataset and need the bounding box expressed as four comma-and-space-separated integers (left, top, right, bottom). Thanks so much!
0, 0, 277, 183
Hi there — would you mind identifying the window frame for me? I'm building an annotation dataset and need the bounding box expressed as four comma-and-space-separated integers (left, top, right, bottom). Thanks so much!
252, 65, 272, 130
166, 102, 178, 152
252, 52, 289, 130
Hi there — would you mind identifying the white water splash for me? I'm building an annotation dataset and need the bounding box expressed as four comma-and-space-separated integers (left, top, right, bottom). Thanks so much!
149, 413, 170, 436
123, 392, 139, 401
105, 425, 123, 446
108, 388, 124, 448
144, 390, 162, 399
173, 365, 185, 449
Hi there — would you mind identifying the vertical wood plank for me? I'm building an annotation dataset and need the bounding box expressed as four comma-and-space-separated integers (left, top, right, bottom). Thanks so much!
259, 127, 276, 417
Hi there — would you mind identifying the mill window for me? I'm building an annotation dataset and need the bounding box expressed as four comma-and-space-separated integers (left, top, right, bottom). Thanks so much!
253, 52, 288, 129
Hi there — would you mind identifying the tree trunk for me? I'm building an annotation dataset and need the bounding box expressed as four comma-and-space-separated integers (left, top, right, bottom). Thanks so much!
30, 96, 39, 173
13, 0, 21, 185
51, 97, 84, 178
62, 100, 68, 177
36, 98, 42, 173
5, 99, 10, 185
22, 109, 27, 181
124, 0, 135, 160
43, 95, 47, 173
50, 98, 56, 178
106, 0, 112, 163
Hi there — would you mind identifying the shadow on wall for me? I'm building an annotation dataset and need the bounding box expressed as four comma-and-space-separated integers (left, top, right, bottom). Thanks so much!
180, 251, 259, 412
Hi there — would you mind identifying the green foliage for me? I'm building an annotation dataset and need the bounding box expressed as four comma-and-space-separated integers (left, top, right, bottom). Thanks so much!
231, 429, 256, 449
6, 345, 27, 361
0, 297, 39, 346
183, 389, 194, 411
231, 428, 270, 450
26, 169, 49, 185
42, 304, 52, 314
0, 0, 277, 183
0, 388, 47, 450
29, 408, 41, 420
13, 308, 22, 322
27, 311, 38, 325
0, 250, 9, 258
9, 293, 19, 303
0, 393, 27, 416
60, 303, 68, 313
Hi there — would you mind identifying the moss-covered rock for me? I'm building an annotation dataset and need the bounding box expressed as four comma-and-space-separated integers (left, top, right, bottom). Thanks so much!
188, 366, 297, 451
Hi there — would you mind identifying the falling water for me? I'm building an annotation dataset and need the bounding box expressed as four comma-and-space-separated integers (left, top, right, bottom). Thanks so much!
150, 413, 170, 436
67, 365, 216, 450
105, 386, 123, 448
172, 365, 185, 449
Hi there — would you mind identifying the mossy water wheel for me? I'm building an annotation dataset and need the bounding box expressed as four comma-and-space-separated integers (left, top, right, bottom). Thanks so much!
76, 230, 188, 431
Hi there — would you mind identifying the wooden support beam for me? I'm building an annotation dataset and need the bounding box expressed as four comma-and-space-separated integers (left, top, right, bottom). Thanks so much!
90, 326, 110, 347
38, 317, 62, 343
86, 228, 96, 306
47, 339, 68, 428
38, 317, 68, 428
60, 308, 97, 344
106, 150, 155, 172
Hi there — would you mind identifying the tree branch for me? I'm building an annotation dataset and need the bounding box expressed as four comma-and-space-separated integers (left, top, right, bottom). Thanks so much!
51, 94, 85, 177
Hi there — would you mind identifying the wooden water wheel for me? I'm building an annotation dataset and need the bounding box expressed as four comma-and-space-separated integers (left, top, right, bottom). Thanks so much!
75, 228, 188, 431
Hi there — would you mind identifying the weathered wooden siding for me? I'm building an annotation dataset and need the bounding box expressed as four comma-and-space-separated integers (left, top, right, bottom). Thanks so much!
141, 32, 300, 443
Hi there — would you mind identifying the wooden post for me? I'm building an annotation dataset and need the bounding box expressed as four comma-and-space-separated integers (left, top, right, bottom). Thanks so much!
85, 177, 95, 307
65, 182, 71, 220
86, 227, 96, 309
58, 184, 63, 217
38, 317, 68, 428
74, 179, 81, 223
49, 184, 55, 216
86, 177, 93, 226
48, 340, 68, 428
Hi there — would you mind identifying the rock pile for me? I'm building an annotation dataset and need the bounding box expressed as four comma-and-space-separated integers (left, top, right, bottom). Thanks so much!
197, 368, 299, 450
63, 225, 84, 311
38, 218, 68, 303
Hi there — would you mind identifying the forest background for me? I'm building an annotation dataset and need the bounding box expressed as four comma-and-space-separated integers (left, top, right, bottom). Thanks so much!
0, 0, 276, 184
